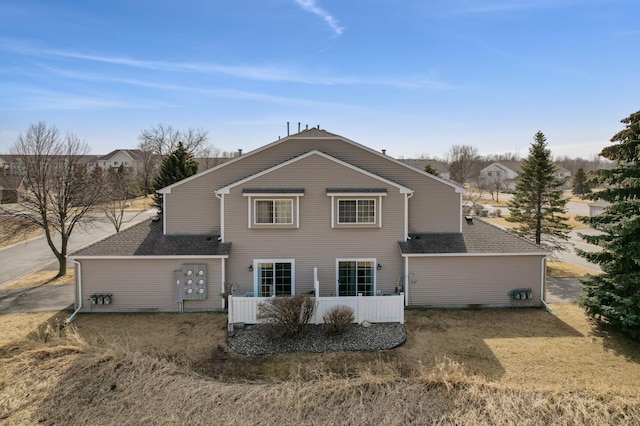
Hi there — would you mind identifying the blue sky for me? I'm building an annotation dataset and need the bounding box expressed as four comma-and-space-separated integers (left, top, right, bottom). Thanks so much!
1, 0, 638, 159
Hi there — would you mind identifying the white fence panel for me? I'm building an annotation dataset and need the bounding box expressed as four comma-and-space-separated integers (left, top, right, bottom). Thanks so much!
229, 294, 404, 325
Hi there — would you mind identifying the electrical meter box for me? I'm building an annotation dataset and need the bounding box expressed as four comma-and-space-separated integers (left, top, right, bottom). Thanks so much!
174, 264, 207, 302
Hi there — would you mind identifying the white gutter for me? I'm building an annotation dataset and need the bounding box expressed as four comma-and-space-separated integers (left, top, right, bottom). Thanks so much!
67, 258, 83, 323
540, 256, 555, 314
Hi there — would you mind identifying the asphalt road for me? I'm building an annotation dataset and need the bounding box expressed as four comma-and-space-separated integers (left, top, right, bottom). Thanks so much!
0, 210, 156, 287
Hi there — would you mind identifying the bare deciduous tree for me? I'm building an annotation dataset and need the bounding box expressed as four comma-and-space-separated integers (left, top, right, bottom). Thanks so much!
101, 165, 142, 232
139, 124, 209, 158
446, 145, 479, 185
0, 122, 102, 277
136, 138, 159, 196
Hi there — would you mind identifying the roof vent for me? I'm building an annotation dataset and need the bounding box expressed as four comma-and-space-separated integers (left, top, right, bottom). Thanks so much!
465, 215, 474, 225
382, 149, 386, 155
238, 149, 243, 156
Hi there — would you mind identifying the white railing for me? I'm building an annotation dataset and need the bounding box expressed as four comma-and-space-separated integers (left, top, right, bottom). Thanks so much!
228, 294, 405, 325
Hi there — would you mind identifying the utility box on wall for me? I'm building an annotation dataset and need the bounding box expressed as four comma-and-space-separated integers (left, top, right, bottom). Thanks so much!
174, 264, 207, 302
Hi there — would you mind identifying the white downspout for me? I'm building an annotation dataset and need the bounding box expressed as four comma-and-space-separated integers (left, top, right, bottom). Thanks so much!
215, 191, 224, 242
404, 256, 409, 306
67, 258, 83, 323
540, 256, 554, 314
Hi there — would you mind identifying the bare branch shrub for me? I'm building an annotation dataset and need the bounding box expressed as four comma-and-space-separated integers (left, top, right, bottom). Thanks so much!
256, 295, 316, 337
323, 305, 355, 335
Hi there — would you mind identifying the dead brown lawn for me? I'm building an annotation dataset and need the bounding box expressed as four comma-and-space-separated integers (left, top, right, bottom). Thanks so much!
1, 305, 639, 424
547, 260, 599, 278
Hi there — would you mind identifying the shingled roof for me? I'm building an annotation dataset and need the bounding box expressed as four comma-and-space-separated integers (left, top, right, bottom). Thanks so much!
71, 219, 231, 257
398, 218, 547, 255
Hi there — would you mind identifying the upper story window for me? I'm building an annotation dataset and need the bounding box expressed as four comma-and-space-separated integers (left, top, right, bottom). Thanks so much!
243, 188, 304, 229
255, 199, 293, 224
338, 199, 376, 224
327, 188, 387, 228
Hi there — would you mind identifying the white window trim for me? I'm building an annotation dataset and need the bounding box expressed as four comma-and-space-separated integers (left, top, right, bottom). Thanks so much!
253, 198, 294, 225
244, 194, 302, 228
328, 193, 385, 228
335, 258, 376, 296
253, 259, 296, 297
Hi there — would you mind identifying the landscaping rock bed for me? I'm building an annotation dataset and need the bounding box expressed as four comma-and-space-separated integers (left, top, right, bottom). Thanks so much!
228, 322, 407, 356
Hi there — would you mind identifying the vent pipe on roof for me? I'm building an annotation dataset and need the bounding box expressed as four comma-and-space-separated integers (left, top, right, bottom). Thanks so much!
317, 125, 320, 129
382, 149, 386, 155
306, 124, 309, 130
287, 121, 290, 136
238, 149, 243, 156
298, 122, 301, 133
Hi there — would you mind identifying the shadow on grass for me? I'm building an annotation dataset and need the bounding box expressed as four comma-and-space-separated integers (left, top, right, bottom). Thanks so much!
588, 318, 640, 363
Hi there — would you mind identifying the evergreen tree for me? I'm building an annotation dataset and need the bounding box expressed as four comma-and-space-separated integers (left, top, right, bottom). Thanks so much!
506, 131, 570, 251
152, 142, 198, 214
424, 164, 440, 177
577, 110, 640, 339
571, 167, 591, 197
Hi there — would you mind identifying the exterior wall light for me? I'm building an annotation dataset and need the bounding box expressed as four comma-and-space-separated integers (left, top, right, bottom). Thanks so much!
248, 264, 253, 271
377, 263, 382, 270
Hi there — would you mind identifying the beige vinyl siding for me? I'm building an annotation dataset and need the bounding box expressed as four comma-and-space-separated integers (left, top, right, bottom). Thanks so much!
223, 154, 405, 297
407, 255, 545, 307
75, 258, 224, 312
164, 136, 460, 234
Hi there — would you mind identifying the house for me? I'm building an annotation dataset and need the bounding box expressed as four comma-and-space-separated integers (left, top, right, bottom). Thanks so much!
0, 176, 26, 203
480, 161, 572, 191
90, 149, 146, 175
400, 159, 450, 181
479, 162, 522, 191
68, 129, 548, 321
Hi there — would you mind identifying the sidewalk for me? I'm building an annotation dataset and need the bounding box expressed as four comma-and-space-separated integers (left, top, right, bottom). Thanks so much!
0, 284, 74, 314
546, 277, 581, 303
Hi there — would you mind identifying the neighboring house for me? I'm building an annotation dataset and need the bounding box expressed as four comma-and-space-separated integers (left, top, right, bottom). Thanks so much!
90, 149, 145, 175
480, 161, 572, 191
479, 162, 522, 191
0, 154, 97, 176
0, 176, 26, 203
400, 159, 450, 181
69, 129, 548, 320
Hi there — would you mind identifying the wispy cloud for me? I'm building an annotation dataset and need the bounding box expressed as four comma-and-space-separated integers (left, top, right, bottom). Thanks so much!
440, 0, 575, 15
294, 0, 344, 36
2, 40, 455, 90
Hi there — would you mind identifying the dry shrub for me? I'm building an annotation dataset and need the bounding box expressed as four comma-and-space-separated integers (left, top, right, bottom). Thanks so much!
323, 305, 355, 335
256, 295, 315, 337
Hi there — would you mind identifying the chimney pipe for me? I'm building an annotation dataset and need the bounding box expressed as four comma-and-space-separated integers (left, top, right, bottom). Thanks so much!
306, 124, 308, 130
287, 121, 290, 136
382, 149, 386, 155
298, 122, 301, 133
238, 149, 243, 156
